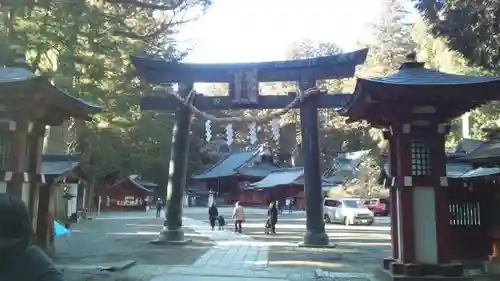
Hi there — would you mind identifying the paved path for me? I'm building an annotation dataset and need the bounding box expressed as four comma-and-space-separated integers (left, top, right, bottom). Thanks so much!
184, 216, 269, 268
58, 208, 385, 281
149, 207, 382, 281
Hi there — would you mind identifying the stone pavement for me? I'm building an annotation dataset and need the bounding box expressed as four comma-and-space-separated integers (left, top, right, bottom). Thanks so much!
56, 209, 381, 281
146, 214, 377, 281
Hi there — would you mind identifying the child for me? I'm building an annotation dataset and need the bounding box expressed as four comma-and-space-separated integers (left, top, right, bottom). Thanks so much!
217, 215, 226, 231
264, 218, 271, 235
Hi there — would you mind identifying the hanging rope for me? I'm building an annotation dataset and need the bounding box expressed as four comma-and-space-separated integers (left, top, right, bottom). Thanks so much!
162, 85, 319, 123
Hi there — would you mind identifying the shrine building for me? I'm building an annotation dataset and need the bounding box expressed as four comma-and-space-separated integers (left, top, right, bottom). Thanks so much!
191, 148, 281, 205
101, 174, 157, 211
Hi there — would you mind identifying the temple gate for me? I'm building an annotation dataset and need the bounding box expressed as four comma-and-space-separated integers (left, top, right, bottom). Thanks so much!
131, 49, 367, 246
341, 53, 500, 281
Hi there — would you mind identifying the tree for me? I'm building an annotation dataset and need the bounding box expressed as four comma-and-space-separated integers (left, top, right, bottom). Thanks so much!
0, 0, 212, 205
414, 1, 500, 143
283, 39, 383, 173
415, 0, 500, 71
360, 0, 417, 76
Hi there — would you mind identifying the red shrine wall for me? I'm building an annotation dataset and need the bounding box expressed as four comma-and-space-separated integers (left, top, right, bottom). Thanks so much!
390, 123, 450, 265
101, 182, 151, 211
203, 178, 304, 206
234, 185, 302, 206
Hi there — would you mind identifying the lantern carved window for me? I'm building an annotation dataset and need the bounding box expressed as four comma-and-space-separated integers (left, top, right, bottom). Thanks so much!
411, 139, 432, 176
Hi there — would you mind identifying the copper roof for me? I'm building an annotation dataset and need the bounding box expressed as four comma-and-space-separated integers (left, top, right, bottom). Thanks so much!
0, 66, 101, 121
340, 54, 500, 125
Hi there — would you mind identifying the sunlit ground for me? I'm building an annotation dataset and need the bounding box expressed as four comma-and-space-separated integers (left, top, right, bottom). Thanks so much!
54, 217, 214, 266
239, 216, 391, 273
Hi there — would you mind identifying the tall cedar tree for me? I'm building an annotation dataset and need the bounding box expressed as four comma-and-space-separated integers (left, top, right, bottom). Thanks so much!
416, 0, 500, 70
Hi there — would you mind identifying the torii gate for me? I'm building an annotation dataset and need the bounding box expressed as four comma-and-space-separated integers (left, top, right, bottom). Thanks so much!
131, 48, 368, 246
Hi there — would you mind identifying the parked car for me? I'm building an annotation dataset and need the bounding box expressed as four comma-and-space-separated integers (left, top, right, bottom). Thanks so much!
363, 198, 390, 216
323, 197, 374, 226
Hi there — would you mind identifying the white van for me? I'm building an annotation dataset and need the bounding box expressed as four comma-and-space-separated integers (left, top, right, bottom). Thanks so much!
323, 197, 374, 226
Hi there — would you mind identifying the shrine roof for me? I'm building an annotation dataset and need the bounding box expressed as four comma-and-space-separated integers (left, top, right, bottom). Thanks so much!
460, 137, 500, 161
251, 167, 304, 189
249, 167, 335, 189
461, 167, 500, 179
331, 150, 370, 171
323, 150, 370, 180
291, 178, 337, 191
112, 175, 154, 193
249, 150, 370, 189
41, 154, 80, 183
128, 174, 157, 189
453, 139, 485, 155
237, 162, 281, 178
131, 48, 368, 83
0, 67, 101, 120
192, 150, 261, 180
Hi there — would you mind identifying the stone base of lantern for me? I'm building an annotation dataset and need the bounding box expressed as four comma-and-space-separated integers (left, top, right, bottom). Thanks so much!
374, 258, 472, 281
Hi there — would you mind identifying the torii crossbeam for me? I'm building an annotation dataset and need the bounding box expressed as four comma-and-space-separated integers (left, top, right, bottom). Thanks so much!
131, 48, 368, 247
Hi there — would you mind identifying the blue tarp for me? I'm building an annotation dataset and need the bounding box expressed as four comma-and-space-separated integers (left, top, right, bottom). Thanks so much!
54, 220, 71, 237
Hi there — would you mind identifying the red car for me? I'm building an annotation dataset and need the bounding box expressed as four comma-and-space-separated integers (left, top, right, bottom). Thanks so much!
364, 198, 390, 216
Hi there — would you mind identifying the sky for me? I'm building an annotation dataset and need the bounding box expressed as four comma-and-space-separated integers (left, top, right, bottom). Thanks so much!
175, 0, 383, 63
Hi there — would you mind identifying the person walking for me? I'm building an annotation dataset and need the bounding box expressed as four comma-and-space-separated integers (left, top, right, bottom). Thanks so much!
0, 193, 65, 281
208, 203, 219, 231
268, 201, 278, 235
232, 201, 245, 233
217, 215, 226, 231
155, 198, 163, 218
286, 198, 292, 214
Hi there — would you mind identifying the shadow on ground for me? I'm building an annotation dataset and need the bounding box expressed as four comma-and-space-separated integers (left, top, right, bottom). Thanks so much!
54, 217, 214, 266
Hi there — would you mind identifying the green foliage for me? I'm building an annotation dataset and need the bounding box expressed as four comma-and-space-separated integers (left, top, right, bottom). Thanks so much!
360, 0, 417, 76
0, 0, 211, 190
411, 7, 500, 143
416, 0, 500, 71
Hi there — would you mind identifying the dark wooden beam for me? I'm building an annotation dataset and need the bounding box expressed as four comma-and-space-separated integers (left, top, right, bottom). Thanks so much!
131, 48, 368, 83
140, 92, 352, 111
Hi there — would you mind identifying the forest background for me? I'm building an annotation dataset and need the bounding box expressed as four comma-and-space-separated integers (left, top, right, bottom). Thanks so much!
0, 0, 496, 198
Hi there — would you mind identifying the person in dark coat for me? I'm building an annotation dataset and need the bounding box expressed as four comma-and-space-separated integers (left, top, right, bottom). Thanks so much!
155, 198, 163, 218
0, 193, 65, 281
208, 203, 219, 231
268, 201, 279, 235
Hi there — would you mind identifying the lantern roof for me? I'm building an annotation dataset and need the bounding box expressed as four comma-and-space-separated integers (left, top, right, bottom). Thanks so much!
340, 52, 500, 126
359, 52, 500, 86
0, 56, 100, 123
